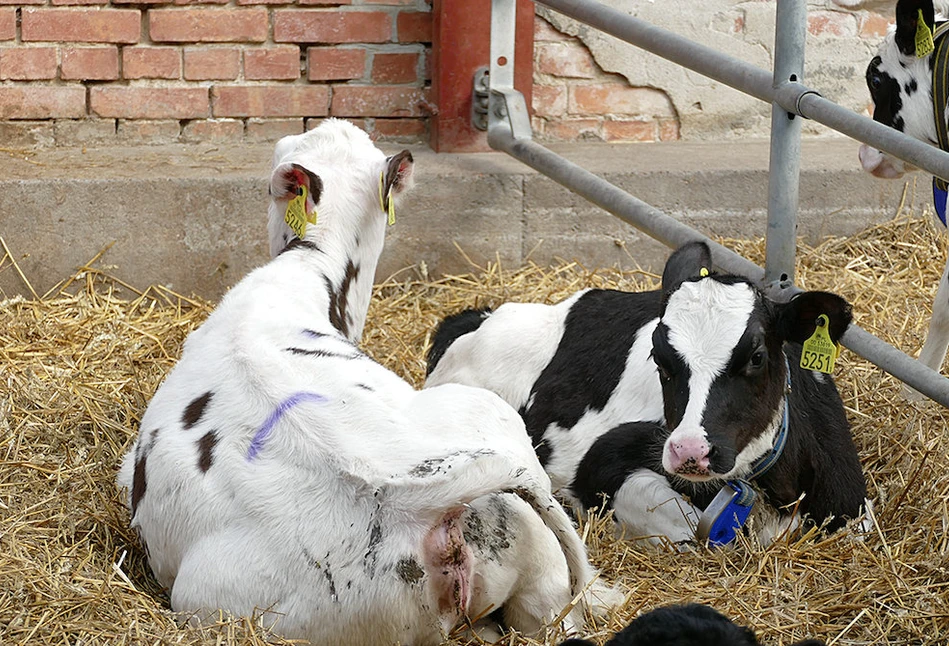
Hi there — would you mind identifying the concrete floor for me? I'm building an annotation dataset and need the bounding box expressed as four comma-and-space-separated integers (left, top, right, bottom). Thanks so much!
0, 137, 913, 299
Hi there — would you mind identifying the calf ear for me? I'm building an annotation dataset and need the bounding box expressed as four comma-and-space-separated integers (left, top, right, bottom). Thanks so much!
776, 291, 852, 345
381, 150, 415, 211
270, 162, 323, 208
661, 241, 713, 307
895, 0, 935, 57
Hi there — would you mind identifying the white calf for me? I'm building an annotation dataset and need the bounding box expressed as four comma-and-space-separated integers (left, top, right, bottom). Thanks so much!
117, 119, 614, 645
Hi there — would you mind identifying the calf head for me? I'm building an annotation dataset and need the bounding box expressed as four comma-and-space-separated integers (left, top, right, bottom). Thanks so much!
860, 0, 941, 179
559, 603, 825, 646
652, 242, 852, 482
266, 119, 415, 258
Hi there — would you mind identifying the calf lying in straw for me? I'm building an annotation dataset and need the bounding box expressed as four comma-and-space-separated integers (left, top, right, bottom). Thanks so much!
427, 242, 869, 547
560, 603, 824, 646
117, 119, 617, 645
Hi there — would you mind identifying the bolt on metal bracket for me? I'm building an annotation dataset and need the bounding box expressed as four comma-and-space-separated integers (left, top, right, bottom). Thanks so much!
471, 67, 490, 131
488, 87, 532, 141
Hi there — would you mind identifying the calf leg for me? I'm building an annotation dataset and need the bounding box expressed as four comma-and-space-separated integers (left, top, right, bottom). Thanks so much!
612, 469, 701, 548
903, 252, 949, 399
464, 494, 574, 637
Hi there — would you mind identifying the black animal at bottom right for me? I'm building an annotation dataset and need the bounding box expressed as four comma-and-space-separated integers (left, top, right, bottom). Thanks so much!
560, 603, 825, 646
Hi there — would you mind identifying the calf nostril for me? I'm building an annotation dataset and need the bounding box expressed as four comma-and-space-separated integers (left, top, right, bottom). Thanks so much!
706, 445, 716, 459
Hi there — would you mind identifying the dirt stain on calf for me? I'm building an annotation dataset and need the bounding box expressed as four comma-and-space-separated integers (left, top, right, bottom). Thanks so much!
396, 557, 425, 585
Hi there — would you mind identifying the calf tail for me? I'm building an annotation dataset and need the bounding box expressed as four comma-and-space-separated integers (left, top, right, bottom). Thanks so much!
426, 308, 491, 375
508, 486, 596, 601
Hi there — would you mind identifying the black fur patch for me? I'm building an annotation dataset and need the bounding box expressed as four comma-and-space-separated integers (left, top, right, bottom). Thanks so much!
131, 454, 148, 516
196, 430, 218, 473
866, 56, 905, 132
521, 289, 661, 466
182, 391, 213, 430
607, 604, 762, 646
279, 239, 321, 255
426, 308, 492, 375
325, 260, 360, 337
571, 422, 668, 511
130, 428, 160, 516
285, 347, 365, 361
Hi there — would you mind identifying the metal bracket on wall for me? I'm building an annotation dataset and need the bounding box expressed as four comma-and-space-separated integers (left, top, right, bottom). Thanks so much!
471, 66, 490, 131
488, 87, 532, 141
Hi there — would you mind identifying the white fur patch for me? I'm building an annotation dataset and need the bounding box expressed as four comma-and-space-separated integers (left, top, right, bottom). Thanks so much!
661, 280, 757, 466
612, 468, 700, 548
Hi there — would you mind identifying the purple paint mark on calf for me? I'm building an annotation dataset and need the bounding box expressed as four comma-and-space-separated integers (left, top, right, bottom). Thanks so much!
247, 391, 328, 461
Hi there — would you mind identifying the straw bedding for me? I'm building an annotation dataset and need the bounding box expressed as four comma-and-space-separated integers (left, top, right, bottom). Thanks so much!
1, 206, 948, 645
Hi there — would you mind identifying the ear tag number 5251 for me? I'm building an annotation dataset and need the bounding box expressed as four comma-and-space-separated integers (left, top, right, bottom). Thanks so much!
800, 314, 838, 375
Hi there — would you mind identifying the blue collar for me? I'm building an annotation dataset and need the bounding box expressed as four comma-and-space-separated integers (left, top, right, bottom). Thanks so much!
696, 355, 791, 546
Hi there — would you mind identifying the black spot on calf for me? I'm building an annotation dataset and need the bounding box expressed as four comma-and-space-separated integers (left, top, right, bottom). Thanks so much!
131, 454, 148, 516
196, 430, 219, 473
326, 260, 360, 337
182, 391, 213, 430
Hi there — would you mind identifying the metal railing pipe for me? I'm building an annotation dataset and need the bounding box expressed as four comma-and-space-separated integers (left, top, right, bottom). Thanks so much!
765, 0, 807, 285
488, 126, 949, 407
795, 91, 949, 179
487, 126, 765, 279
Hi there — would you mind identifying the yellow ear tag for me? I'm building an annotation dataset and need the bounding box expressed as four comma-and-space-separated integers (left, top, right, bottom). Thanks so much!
699, 267, 709, 277
285, 185, 316, 239
800, 314, 838, 374
916, 9, 935, 58
379, 172, 396, 226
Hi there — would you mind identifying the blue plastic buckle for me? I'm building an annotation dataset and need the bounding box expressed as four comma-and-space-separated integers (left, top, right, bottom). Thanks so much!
933, 177, 947, 227
696, 480, 757, 547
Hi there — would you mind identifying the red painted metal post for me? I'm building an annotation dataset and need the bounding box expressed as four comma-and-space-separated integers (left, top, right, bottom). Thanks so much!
430, 0, 534, 152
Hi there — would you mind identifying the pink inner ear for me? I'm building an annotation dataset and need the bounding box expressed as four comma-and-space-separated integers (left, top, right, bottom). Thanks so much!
290, 168, 308, 192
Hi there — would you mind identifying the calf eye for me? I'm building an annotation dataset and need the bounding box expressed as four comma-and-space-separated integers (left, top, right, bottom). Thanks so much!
750, 351, 764, 368
653, 358, 672, 382
870, 73, 882, 90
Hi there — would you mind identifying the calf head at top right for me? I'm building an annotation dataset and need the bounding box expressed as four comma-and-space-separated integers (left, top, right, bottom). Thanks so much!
860, 0, 940, 179
651, 242, 852, 482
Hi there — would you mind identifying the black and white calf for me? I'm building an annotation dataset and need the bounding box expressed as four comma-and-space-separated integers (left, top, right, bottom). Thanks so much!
117, 119, 618, 646
426, 242, 868, 546
559, 603, 824, 646
860, 0, 949, 391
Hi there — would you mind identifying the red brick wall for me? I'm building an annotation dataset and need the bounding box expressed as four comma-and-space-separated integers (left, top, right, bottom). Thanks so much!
0, 1, 432, 147
532, 16, 679, 143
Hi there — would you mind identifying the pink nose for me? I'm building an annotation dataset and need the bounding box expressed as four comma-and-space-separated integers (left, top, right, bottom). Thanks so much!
666, 437, 711, 475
